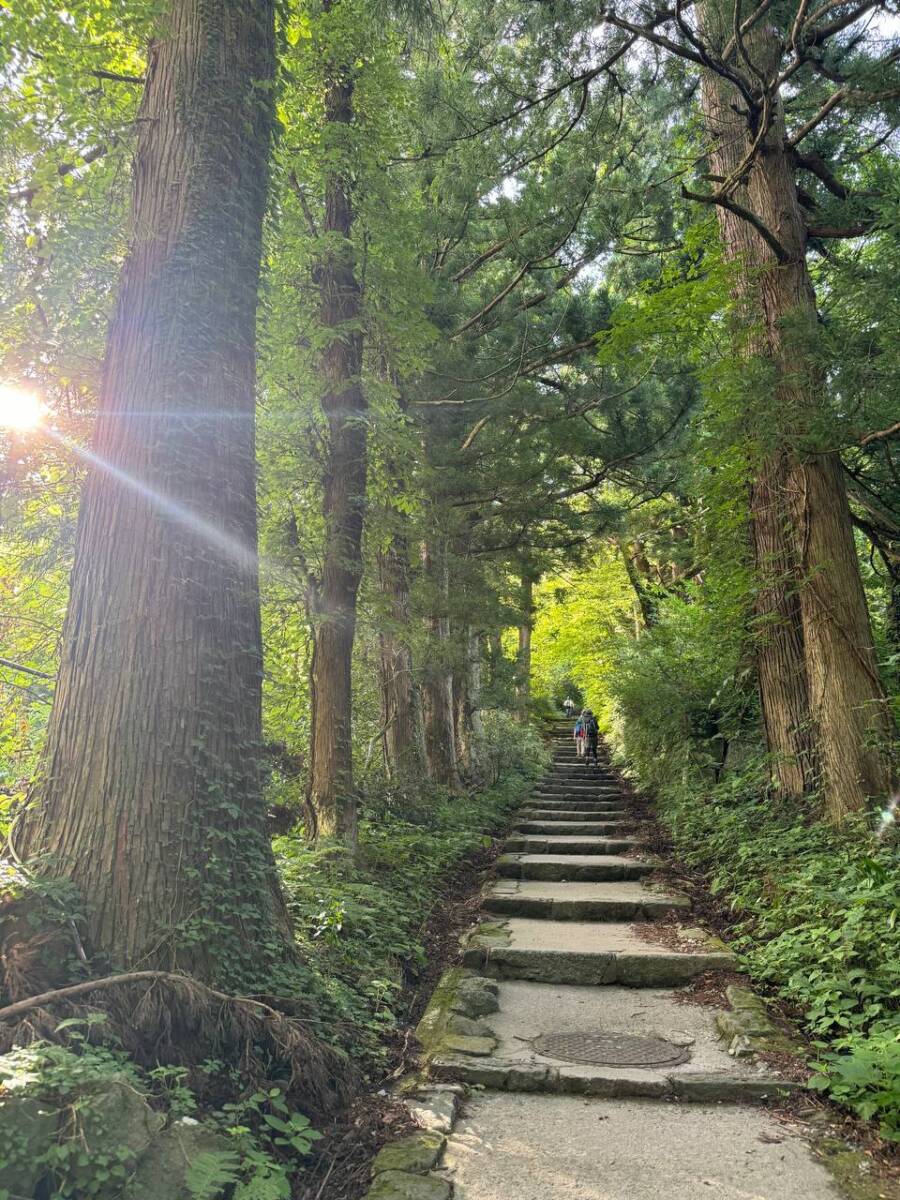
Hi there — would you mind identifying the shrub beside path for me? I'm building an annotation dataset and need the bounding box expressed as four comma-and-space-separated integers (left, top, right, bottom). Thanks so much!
364, 723, 892, 1200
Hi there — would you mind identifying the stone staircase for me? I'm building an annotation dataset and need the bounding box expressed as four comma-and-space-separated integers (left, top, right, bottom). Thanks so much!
426, 722, 800, 1102
372, 722, 849, 1200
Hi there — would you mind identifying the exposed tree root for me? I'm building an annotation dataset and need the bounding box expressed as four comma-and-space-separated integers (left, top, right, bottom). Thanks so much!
0, 970, 355, 1116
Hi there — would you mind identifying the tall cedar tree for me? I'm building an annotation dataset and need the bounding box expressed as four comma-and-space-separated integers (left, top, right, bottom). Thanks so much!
307, 0, 367, 844
689, 0, 896, 817
18, 0, 289, 978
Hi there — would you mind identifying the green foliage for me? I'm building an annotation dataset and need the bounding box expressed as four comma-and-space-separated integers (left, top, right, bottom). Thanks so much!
275, 739, 543, 1063
652, 770, 900, 1137
0, 1040, 319, 1199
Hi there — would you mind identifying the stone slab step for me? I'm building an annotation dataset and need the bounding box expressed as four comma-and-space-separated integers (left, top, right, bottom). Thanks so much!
529, 798, 625, 811
544, 768, 618, 777
463, 918, 733, 986
438, 1096, 832, 1200
431, 979, 798, 1105
535, 783, 621, 794
504, 835, 638, 856
518, 809, 628, 823
484, 879, 689, 921
532, 787, 624, 796
497, 854, 652, 882
533, 786, 622, 796
515, 821, 631, 835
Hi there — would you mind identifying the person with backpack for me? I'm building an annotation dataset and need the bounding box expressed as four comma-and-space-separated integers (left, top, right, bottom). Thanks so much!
573, 712, 586, 758
582, 709, 600, 767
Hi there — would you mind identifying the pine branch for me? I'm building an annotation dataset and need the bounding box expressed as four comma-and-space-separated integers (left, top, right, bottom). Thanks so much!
681, 184, 791, 261
0, 657, 55, 681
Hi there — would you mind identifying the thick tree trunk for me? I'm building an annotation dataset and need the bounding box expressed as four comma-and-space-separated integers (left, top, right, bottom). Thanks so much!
377, 536, 426, 778
787, 453, 894, 818
699, 6, 893, 814
19, 0, 283, 979
420, 539, 459, 788
307, 35, 366, 844
750, 451, 817, 798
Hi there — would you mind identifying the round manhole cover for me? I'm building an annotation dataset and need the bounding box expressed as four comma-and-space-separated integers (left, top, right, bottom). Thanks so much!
531, 1031, 690, 1068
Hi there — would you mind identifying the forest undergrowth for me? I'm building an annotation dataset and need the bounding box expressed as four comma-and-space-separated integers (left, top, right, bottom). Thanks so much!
0, 725, 544, 1199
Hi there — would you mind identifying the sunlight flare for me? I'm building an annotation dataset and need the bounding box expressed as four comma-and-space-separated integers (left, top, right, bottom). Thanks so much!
0, 384, 43, 432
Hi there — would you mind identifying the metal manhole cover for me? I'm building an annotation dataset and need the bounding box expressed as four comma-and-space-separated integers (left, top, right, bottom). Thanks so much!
531, 1031, 690, 1068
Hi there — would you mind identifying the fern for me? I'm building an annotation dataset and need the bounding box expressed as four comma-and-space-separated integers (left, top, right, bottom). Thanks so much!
233, 1162, 292, 1200
185, 1149, 241, 1200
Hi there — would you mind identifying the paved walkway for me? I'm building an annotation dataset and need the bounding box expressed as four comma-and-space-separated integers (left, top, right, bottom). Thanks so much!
428, 725, 846, 1199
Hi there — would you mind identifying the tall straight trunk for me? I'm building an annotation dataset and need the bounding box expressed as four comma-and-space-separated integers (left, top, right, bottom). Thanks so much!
699, 3, 893, 816
377, 535, 426, 778
420, 538, 459, 788
749, 451, 817, 798
453, 627, 484, 779
788, 453, 894, 816
307, 18, 366, 843
19, 0, 282, 978
698, 19, 815, 802
516, 573, 534, 722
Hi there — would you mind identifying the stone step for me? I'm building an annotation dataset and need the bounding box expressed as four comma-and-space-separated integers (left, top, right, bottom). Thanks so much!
530, 797, 625, 809
462, 918, 733, 987
515, 821, 632, 835
532, 792, 624, 801
504, 835, 638, 856
536, 781, 621, 792
431, 979, 798, 1106
497, 854, 651, 882
544, 778, 618, 787
518, 810, 628, 823
484, 879, 689, 921
536, 786, 620, 796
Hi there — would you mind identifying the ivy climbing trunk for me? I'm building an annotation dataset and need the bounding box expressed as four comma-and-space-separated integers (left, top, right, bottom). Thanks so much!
698, 2, 893, 817
18, 0, 284, 979
307, 7, 366, 844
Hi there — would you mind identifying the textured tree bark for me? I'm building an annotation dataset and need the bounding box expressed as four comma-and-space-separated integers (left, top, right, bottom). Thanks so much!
307, 28, 366, 844
19, 0, 285, 978
617, 540, 656, 631
698, 3, 893, 816
749, 452, 817, 799
420, 539, 460, 788
377, 535, 426, 778
453, 628, 484, 779
516, 573, 534, 722
787, 453, 894, 818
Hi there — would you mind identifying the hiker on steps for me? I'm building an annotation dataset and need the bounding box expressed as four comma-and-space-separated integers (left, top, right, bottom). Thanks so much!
573, 711, 586, 758
582, 709, 600, 768
563, 695, 575, 717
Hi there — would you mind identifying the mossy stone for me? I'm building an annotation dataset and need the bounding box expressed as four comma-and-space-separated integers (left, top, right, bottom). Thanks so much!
446, 1012, 493, 1037
372, 1132, 445, 1176
0, 1095, 60, 1197
125, 1120, 231, 1200
442, 1034, 497, 1057
451, 976, 500, 1017
366, 1169, 452, 1200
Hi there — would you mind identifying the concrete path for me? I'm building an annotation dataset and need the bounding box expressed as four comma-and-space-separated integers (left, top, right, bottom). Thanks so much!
427, 724, 846, 1198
